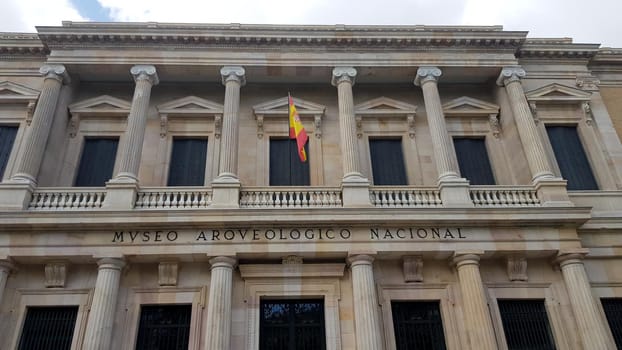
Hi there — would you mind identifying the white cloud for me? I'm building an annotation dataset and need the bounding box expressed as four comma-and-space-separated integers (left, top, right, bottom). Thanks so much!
0, 0, 86, 32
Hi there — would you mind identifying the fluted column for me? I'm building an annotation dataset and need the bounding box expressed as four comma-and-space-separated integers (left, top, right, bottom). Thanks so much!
82, 258, 125, 350
414, 67, 460, 181
11, 65, 69, 185
332, 67, 366, 181
348, 254, 384, 350
556, 253, 615, 349
497, 67, 554, 182
0, 260, 15, 307
204, 256, 237, 350
112, 65, 158, 183
453, 252, 497, 350
215, 66, 245, 182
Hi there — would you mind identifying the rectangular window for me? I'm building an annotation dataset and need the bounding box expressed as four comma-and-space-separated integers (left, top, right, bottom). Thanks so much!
18, 306, 78, 350
369, 138, 407, 185
497, 299, 556, 350
453, 137, 495, 185
75, 138, 118, 187
260, 299, 325, 350
269, 138, 309, 186
601, 298, 622, 348
167, 138, 208, 186
391, 301, 447, 350
135, 304, 192, 350
0, 125, 18, 178
546, 125, 598, 190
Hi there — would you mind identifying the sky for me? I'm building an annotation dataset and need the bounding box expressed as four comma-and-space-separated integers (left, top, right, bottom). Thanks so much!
1, 0, 621, 48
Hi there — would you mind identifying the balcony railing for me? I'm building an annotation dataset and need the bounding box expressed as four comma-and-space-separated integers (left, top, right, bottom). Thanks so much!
470, 186, 540, 207
29, 188, 106, 210
370, 186, 442, 208
240, 187, 342, 208
135, 187, 213, 209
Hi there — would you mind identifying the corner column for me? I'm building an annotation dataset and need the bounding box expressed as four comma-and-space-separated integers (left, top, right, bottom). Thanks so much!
332, 67, 371, 207
204, 256, 237, 350
555, 252, 615, 349
82, 258, 125, 350
0, 259, 15, 306
453, 252, 497, 350
347, 254, 384, 350
415, 67, 471, 207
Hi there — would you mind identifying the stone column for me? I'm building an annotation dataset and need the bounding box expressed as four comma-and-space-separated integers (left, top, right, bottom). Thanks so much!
556, 252, 615, 349
415, 67, 471, 206
0, 260, 15, 307
82, 258, 125, 350
453, 252, 497, 350
204, 256, 237, 350
332, 67, 371, 207
347, 254, 384, 350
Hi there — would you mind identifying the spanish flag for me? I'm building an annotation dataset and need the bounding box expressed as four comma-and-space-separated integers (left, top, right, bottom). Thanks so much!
288, 94, 308, 162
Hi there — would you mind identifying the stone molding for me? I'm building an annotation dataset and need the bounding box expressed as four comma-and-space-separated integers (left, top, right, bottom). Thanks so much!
442, 96, 500, 137
331, 67, 357, 86
403, 256, 423, 282
239, 263, 345, 278
158, 261, 178, 286
39, 64, 70, 84
496, 66, 526, 86
0, 81, 39, 124
220, 66, 246, 86
130, 64, 159, 85
282, 255, 303, 264
156, 95, 224, 138
68, 95, 132, 137
44, 261, 67, 288
506, 256, 528, 282
354, 96, 417, 139
525, 83, 592, 103
252, 96, 325, 139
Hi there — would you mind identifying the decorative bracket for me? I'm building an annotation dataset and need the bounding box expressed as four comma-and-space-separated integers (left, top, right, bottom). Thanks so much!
506, 256, 528, 282
355, 115, 363, 138
407, 114, 416, 138
158, 261, 179, 286
44, 261, 67, 288
583, 101, 594, 126
403, 256, 423, 282
489, 114, 501, 138
256, 114, 264, 139
529, 101, 539, 124
282, 255, 304, 265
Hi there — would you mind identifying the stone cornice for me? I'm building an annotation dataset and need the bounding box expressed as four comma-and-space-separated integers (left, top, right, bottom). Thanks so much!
591, 48, 622, 64
518, 41, 601, 59
0, 32, 47, 58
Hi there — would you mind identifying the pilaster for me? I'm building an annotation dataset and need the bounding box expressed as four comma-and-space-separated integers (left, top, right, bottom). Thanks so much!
347, 254, 384, 350
0, 259, 15, 307
204, 256, 237, 350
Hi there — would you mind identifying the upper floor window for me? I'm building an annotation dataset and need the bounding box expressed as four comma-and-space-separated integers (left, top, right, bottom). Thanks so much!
269, 138, 309, 186
75, 138, 118, 187
601, 298, 622, 349
545, 125, 598, 190
497, 299, 555, 350
18, 306, 78, 350
0, 125, 18, 178
369, 138, 407, 185
167, 138, 208, 186
453, 137, 495, 185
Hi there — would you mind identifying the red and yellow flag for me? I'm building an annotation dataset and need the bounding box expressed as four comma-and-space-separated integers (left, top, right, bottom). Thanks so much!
288, 95, 308, 162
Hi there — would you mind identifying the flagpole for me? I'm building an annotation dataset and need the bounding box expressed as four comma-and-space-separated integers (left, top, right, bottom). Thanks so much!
287, 91, 292, 176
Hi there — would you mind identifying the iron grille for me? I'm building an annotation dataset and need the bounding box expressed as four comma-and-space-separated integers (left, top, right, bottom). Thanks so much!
391, 301, 447, 350
18, 306, 78, 350
260, 299, 326, 350
135, 304, 192, 350
601, 298, 622, 348
497, 299, 556, 350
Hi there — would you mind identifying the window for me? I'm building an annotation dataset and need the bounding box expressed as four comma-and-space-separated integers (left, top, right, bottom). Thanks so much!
391, 301, 447, 350
601, 298, 622, 348
0, 125, 17, 178
135, 304, 192, 350
546, 125, 598, 190
453, 137, 495, 185
167, 138, 208, 186
369, 138, 407, 185
75, 138, 118, 187
497, 299, 555, 350
18, 306, 78, 350
269, 139, 309, 186
259, 299, 325, 350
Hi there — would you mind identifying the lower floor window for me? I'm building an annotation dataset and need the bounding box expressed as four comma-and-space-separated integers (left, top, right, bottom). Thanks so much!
601, 298, 622, 348
497, 299, 556, 350
18, 306, 78, 350
391, 301, 447, 350
135, 304, 192, 350
260, 299, 326, 350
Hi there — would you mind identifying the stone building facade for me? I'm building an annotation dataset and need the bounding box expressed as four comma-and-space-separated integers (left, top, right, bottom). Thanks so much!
0, 22, 621, 350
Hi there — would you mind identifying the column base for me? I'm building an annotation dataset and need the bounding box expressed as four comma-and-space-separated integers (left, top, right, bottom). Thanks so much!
534, 177, 573, 207
0, 180, 35, 210
211, 177, 240, 209
438, 178, 474, 208
342, 176, 372, 208
102, 181, 139, 210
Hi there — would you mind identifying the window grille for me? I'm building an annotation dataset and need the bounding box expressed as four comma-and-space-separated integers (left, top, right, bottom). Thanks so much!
391, 301, 447, 350
135, 304, 192, 350
497, 299, 556, 350
369, 138, 407, 185
18, 306, 78, 350
601, 298, 622, 348
260, 299, 325, 350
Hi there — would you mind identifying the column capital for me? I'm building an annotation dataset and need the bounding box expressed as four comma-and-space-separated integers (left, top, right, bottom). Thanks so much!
452, 250, 484, 267
130, 65, 159, 85
96, 257, 126, 270
209, 256, 238, 269
347, 253, 375, 266
331, 66, 357, 86
0, 259, 15, 273
496, 66, 526, 86
554, 249, 588, 268
40, 64, 70, 84
220, 66, 246, 86
414, 66, 442, 86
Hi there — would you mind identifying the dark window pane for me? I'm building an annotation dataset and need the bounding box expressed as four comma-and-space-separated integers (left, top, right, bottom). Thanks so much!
18, 306, 78, 350
498, 299, 556, 350
0, 126, 18, 178
167, 138, 207, 186
453, 137, 495, 185
270, 139, 309, 186
75, 138, 118, 187
546, 126, 598, 190
369, 139, 407, 185
135, 304, 192, 350
260, 299, 325, 350
602, 298, 622, 349
391, 301, 447, 350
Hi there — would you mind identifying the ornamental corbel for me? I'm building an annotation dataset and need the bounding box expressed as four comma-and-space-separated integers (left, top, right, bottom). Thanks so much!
529, 101, 539, 124
158, 261, 178, 286
215, 114, 223, 139
159, 114, 168, 138
407, 114, 416, 139
68, 113, 79, 138
356, 115, 363, 138
506, 256, 528, 282
582, 101, 594, 126
314, 114, 322, 139
576, 74, 600, 91
256, 114, 264, 139
282, 255, 304, 265
489, 113, 501, 138
403, 256, 423, 282
44, 261, 68, 288
26, 101, 36, 125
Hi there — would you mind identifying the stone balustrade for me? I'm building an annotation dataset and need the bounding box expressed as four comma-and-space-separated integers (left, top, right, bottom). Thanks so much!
135, 187, 213, 209
369, 186, 442, 207
29, 187, 106, 210
240, 186, 342, 208
470, 186, 541, 207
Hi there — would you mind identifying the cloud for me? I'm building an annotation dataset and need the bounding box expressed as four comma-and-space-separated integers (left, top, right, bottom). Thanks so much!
0, 0, 86, 32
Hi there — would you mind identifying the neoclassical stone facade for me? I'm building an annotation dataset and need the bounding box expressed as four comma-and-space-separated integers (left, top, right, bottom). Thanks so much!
0, 22, 621, 349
